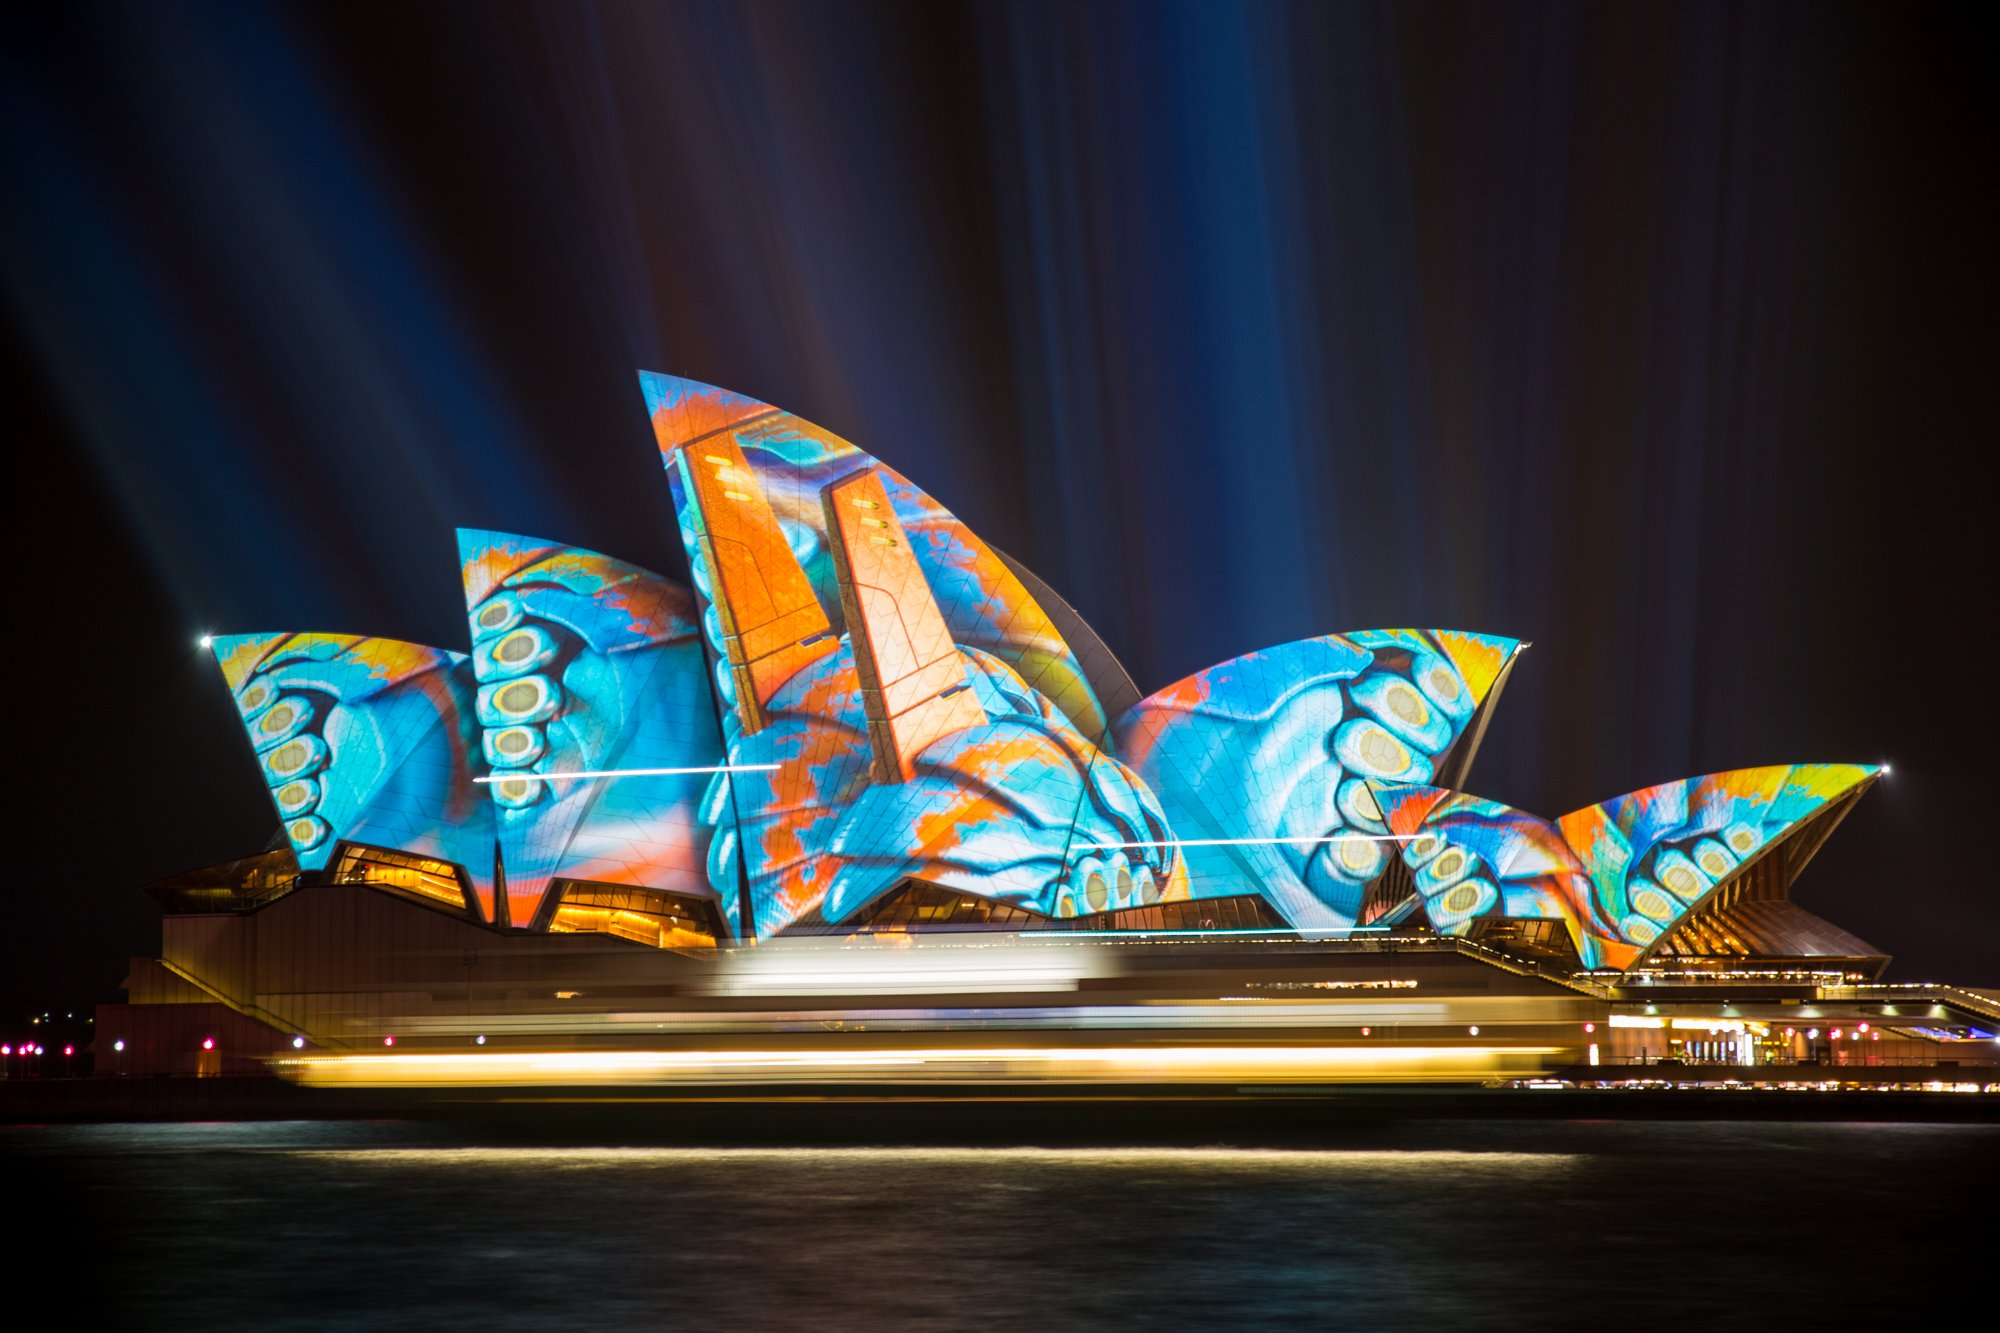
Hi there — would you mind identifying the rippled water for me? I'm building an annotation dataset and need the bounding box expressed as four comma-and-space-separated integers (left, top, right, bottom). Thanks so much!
11, 1119, 1992, 1329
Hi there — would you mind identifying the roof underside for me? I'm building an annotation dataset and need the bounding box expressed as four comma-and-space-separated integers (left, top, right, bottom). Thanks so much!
1651, 897, 1888, 965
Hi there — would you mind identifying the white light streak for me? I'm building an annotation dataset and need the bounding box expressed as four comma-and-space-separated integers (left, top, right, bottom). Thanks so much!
1086, 834, 1415, 851
473, 764, 780, 785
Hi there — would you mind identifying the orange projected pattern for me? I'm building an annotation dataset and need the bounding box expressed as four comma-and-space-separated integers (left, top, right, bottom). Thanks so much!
824, 468, 989, 783
651, 379, 1177, 936
673, 436, 836, 733
641, 371, 1114, 744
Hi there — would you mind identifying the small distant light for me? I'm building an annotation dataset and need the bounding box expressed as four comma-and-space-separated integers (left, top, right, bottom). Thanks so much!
1359, 1026, 1370, 1037
1584, 1022, 1596, 1034
1807, 1029, 1819, 1039
1858, 1022, 1869, 1033
113, 1040, 125, 1052
475, 1035, 487, 1046
1871, 1032, 1880, 1041
198, 634, 214, 650
1881, 763, 1892, 775
1, 1045, 10, 1056
1468, 1025, 1480, 1036
34, 1045, 44, 1056
383, 1035, 395, 1047
292, 1036, 306, 1049
202, 1038, 215, 1051
63, 1045, 73, 1057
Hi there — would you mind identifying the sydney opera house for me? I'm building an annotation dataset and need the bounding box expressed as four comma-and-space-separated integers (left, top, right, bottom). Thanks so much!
98, 375, 1996, 1089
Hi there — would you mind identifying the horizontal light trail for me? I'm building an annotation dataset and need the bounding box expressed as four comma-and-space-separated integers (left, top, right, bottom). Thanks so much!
1085, 834, 1416, 850
377, 999, 1459, 1038
275, 1043, 1560, 1089
473, 764, 779, 784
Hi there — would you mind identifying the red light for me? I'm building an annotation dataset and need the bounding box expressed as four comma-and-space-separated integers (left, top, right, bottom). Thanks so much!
1831, 1029, 1842, 1040
1, 1046, 10, 1057
1360, 1027, 1371, 1037
63, 1046, 73, 1057
202, 1038, 215, 1051
1858, 1022, 1869, 1032
383, 1035, 395, 1047
1584, 1022, 1596, 1033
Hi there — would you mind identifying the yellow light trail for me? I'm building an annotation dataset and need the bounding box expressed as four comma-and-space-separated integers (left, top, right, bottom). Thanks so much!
275, 1043, 1562, 1088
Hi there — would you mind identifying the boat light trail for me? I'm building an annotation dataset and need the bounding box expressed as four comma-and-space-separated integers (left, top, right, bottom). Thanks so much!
275, 1043, 1563, 1089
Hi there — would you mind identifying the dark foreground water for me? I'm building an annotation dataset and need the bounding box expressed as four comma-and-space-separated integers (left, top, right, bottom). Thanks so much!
9, 1118, 1994, 1330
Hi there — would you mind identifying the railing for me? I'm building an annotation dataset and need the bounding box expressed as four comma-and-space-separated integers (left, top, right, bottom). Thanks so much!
1819, 984, 2000, 1025
153, 958, 343, 1050
1599, 1053, 1998, 1069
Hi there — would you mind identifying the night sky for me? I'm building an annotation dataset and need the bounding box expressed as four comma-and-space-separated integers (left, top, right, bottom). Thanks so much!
5, 1, 1994, 1012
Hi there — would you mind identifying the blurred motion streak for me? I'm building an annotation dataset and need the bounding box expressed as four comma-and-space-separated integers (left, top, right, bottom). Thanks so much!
276, 1043, 1561, 1089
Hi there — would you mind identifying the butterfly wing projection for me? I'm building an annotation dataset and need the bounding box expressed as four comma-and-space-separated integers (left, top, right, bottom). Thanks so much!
1376, 764, 1882, 969
645, 374, 1179, 938
212, 632, 496, 919
1371, 784, 1598, 953
1111, 629, 1521, 931
459, 530, 724, 930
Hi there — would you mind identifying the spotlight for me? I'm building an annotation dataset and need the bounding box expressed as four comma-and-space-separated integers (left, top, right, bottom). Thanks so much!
198, 634, 214, 650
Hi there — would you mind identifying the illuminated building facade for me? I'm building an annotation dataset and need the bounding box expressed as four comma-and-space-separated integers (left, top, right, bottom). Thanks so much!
102, 374, 1997, 1084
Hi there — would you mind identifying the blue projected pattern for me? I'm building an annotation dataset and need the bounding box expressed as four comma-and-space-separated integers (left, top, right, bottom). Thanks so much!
1375, 764, 1882, 968
1112, 630, 1518, 929
212, 632, 495, 918
459, 531, 723, 930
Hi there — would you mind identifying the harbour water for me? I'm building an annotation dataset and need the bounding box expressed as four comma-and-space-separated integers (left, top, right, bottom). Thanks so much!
10, 1118, 1993, 1329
